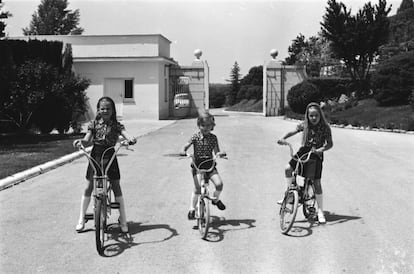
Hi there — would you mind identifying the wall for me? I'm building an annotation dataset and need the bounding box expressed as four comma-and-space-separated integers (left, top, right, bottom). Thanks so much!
263, 59, 307, 116
75, 61, 160, 120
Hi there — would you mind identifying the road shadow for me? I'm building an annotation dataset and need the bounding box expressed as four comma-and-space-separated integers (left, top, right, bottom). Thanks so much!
285, 210, 362, 238
99, 221, 179, 257
203, 216, 256, 242
324, 211, 362, 225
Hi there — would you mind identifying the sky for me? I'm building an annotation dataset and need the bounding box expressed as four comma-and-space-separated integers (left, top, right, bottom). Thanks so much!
3, 0, 401, 83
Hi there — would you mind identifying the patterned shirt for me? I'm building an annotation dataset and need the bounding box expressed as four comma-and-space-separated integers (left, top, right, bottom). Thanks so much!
297, 121, 332, 148
87, 119, 125, 146
189, 132, 218, 161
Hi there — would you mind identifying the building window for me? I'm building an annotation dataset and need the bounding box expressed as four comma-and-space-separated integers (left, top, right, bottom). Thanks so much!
124, 79, 133, 99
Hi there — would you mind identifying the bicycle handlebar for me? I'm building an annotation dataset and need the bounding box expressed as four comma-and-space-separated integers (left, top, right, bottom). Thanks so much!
74, 139, 136, 176
182, 152, 227, 173
277, 140, 314, 164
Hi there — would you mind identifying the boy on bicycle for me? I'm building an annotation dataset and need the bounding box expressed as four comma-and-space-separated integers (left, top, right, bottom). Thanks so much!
180, 112, 227, 220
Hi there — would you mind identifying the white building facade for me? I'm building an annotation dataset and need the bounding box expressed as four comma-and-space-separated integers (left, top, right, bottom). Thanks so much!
15, 34, 178, 120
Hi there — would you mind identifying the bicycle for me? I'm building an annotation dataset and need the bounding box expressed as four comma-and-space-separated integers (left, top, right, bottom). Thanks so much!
182, 153, 227, 240
277, 141, 318, 235
75, 140, 133, 254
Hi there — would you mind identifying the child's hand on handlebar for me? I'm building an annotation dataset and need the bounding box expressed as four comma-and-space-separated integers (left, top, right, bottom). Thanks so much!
277, 139, 288, 145
128, 137, 137, 145
216, 151, 227, 158
179, 151, 188, 157
73, 139, 83, 148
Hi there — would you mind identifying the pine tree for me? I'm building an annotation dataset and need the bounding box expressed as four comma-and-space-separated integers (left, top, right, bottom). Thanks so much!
23, 0, 83, 35
0, 2, 12, 37
397, 0, 413, 13
226, 62, 241, 106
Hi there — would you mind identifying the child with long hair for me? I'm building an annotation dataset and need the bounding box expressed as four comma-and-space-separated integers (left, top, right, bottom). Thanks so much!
277, 102, 333, 223
180, 112, 227, 220
74, 96, 136, 233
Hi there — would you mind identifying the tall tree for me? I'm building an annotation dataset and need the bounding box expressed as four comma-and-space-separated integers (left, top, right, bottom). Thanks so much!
226, 62, 241, 106
397, 0, 413, 13
23, 0, 83, 35
284, 34, 307, 65
321, 0, 391, 97
0, 1, 12, 37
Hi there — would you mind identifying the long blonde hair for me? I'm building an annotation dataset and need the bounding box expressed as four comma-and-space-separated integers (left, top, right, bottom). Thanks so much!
302, 102, 330, 146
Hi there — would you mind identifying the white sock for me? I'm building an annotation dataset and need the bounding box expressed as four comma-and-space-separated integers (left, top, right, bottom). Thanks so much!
190, 193, 199, 210
315, 194, 324, 214
213, 190, 221, 201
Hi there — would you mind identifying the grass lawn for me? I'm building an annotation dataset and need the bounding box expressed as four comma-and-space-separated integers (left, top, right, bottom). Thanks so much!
0, 134, 83, 179
227, 98, 414, 131
226, 99, 262, 112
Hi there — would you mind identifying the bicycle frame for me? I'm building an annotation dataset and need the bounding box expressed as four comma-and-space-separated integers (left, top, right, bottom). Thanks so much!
76, 140, 131, 253
185, 153, 225, 239
190, 156, 219, 200
78, 143, 125, 201
279, 142, 318, 234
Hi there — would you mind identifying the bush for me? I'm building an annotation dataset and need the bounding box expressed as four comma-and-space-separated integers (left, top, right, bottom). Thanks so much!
307, 77, 353, 100
0, 41, 89, 134
287, 80, 320, 114
209, 84, 227, 108
409, 91, 414, 111
372, 51, 414, 106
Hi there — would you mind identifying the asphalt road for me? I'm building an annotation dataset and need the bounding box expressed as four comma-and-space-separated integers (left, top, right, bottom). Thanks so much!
1, 110, 413, 273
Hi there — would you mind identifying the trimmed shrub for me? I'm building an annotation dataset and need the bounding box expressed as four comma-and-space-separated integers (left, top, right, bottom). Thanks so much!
287, 80, 320, 114
307, 77, 353, 100
209, 86, 226, 108
372, 51, 414, 106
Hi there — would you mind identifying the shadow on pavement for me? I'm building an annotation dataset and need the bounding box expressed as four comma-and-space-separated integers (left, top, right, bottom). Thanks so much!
99, 221, 179, 257
285, 210, 362, 238
204, 216, 256, 242
324, 211, 362, 225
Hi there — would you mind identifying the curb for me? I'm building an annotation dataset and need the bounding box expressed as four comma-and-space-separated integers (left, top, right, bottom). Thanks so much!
0, 120, 176, 191
0, 147, 92, 191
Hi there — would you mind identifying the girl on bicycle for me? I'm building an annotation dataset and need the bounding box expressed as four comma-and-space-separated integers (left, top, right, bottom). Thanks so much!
74, 96, 136, 233
277, 102, 333, 223
180, 112, 227, 220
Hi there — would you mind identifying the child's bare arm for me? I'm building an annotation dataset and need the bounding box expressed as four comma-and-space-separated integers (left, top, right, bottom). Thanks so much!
121, 130, 136, 144
315, 133, 333, 155
73, 131, 92, 147
180, 142, 192, 156
277, 129, 300, 144
213, 142, 226, 157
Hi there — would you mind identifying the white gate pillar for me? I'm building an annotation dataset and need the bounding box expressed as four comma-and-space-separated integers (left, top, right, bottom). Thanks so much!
263, 49, 284, 116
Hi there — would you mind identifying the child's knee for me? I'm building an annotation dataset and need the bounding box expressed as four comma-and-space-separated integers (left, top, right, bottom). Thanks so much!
216, 183, 223, 191
83, 180, 93, 196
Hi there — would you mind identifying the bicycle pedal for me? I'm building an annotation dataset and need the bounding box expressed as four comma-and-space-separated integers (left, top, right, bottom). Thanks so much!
84, 213, 94, 221
110, 202, 120, 209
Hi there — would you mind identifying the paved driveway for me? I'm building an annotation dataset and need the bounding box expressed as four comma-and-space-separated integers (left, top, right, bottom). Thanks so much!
1, 111, 413, 273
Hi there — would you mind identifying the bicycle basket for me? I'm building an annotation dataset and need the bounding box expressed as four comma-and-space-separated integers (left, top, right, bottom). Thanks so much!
299, 159, 317, 179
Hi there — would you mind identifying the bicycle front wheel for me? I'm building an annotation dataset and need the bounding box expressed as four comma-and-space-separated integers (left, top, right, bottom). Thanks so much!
302, 181, 316, 219
94, 197, 106, 254
197, 197, 210, 239
279, 189, 299, 234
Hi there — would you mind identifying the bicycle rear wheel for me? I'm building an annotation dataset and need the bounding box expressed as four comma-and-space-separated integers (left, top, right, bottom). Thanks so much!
302, 181, 316, 219
197, 197, 210, 239
279, 189, 299, 234
94, 197, 106, 254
